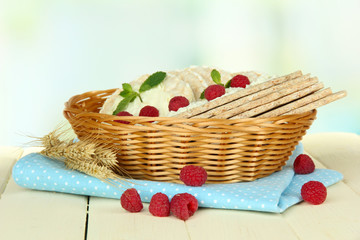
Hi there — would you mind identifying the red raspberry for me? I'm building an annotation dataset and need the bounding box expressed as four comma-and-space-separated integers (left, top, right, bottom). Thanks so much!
115, 111, 133, 124
230, 74, 250, 88
293, 154, 315, 174
139, 105, 159, 117
149, 192, 170, 217
170, 193, 198, 220
168, 96, 190, 112
180, 165, 207, 187
204, 84, 225, 101
120, 188, 143, 212
301, 181, 327, 205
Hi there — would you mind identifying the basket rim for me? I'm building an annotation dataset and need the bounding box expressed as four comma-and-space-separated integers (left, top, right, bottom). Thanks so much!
64, 88, 317, 123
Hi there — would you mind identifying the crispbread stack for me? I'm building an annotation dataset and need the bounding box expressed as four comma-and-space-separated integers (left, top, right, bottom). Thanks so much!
173, 71, 346, 119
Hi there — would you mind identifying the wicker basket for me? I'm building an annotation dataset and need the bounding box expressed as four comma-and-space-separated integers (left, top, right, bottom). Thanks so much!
63, 89, 317, 184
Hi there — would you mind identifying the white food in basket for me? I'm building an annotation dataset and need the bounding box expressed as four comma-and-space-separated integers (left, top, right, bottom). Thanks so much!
100, 71, 195, 116
100, 66, 272, 117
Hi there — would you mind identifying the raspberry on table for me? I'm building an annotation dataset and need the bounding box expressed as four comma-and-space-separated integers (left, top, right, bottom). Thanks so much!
139, 105, 159, 117
293, 154, 315, 174
230, 74, 250, 88
301, 181, 327, 205
149, 192, 170, 217
120, 188, 143, 212
170, 193, 198, 220
115, 111, 133, 124
180, 165, 207, 187
204, 84, 226, 101
168, 96, 190, 112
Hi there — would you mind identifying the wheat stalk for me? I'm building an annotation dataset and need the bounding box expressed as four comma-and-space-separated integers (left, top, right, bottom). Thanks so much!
38, 129, 127, 183
64, 157, 118, 179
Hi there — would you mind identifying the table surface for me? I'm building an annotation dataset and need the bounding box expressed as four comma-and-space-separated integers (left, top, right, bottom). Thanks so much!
1, 132, 360, 240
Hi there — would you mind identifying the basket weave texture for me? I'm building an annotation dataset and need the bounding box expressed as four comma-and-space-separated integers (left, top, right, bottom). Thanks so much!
64, 89, 317, 184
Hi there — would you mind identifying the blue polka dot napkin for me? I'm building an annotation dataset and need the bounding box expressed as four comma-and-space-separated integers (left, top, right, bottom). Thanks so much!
12, 144, 343, 213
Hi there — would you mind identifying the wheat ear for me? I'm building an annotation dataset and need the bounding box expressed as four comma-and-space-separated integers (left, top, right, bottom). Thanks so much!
38, 129, 127, 183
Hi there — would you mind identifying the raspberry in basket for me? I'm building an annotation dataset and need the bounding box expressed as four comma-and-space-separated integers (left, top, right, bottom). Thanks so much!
115, 111, 133, 124
180, 165, 207, 186
230, 74, 250, 88
120, 188, 143, 212
170, 193, 198, 220
149, 192, 170, 217
139, 105, 159, 117
168, 96, 190, 112
204, 84, 226, 101
293, 154, 315, 174
301, 181, 327, 205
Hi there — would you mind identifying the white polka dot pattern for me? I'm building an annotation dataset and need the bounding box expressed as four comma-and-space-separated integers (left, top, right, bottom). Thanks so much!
12, 143, 343, 213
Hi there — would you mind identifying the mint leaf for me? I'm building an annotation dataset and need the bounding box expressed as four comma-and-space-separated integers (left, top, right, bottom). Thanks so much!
116, 71, 166, 111
130, 93, 138, 102
211, 69, 221, 84
120, 90, 131, 98
120, 83, 133, 98
200, 90, 205, 99
122, 83, 133, 92
225, 79, 232, 88
139, 71, 166, 92
119, 83, 143, 102
113, 92, 137, 115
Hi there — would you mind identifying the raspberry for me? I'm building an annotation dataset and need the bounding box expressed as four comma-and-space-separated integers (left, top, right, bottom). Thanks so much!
170, 193, 198, 220
230, 74, 250, 88
115, 111, 133, 124
293, 154, 315, 174
204, 84, 225, 101
120, 188, 143, 212
139, 105, 159, 117
168, 96, 190, 112
149, 192, 170, 217
180, 165, 207, 187
301, 181, 327, 205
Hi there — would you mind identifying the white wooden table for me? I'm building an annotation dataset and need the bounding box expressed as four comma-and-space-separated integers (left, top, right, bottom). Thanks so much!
1, 132, 360, 240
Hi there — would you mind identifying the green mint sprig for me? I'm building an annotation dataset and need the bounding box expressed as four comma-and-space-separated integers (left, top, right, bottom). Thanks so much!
211, 69, 222, 85
139, 71, 166, 92
200, 69, 224, 99
225, 79, 232, 88
120, 83, 142, 101
113, 71, 166, 115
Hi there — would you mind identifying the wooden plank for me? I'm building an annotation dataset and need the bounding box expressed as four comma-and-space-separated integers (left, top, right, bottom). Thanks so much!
186, 209, 299, 240
86, 198, 190, 240
280, 150, 360, 239
0, 148, 88, 240
282, 181, 360, 239
0, 133, 358, 239
21, 146, 44, 157
86, 133, 360, 240
187, 147, 360, 240
302, 132, 360, 194
0, 146, 23, 198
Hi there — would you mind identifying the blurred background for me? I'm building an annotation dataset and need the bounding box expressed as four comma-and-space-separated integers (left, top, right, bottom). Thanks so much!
1, 0, 359, 146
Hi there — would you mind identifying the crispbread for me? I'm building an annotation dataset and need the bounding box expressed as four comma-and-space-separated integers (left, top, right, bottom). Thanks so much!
216, 76, 317, 119
168, 67, 210, 99
174, 70, 303, 119
195, 74, 312, 119
258, 88, 332, 117
284, 90, 347, 115
230, 79, 324, 119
